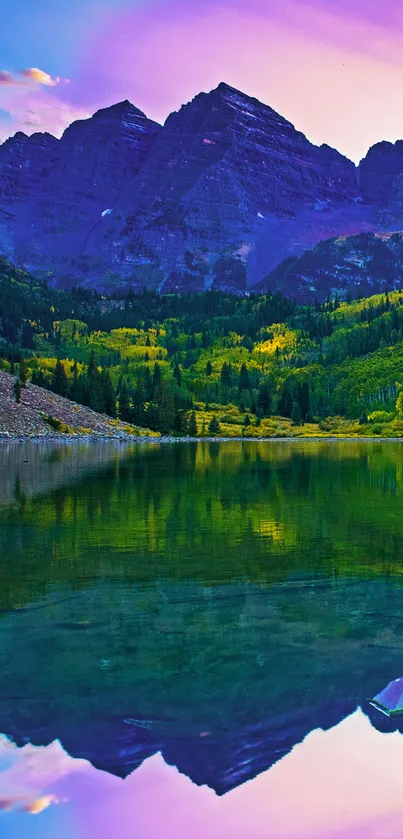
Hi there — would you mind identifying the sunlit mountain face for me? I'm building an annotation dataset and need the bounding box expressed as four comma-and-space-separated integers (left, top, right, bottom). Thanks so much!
1, 440, 403, 804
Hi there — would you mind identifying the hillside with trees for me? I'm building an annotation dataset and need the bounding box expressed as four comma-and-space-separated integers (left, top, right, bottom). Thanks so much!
2, 257, 403, 438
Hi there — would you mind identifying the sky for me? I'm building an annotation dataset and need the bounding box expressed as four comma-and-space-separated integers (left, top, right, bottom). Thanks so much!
1, 0, 403, 162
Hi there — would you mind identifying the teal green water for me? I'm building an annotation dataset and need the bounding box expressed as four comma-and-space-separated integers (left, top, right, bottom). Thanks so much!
1, 440, 403, 790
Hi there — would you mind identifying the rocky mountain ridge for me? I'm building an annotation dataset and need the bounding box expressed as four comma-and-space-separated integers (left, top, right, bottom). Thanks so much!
259, 230, 403, 302
1, 82, 403, 297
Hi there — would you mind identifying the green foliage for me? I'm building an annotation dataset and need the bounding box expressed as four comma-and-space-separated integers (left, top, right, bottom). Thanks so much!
208, 416, 221, 435
291, 402, 302, 426
188, 411, 198, 436
45, 415, 73, 434
4, 254, 403, 436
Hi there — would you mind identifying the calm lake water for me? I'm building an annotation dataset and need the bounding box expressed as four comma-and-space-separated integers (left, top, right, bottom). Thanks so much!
1, 440, 403, 836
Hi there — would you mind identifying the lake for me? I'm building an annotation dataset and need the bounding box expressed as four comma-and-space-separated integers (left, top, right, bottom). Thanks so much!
1, 439, 403, 837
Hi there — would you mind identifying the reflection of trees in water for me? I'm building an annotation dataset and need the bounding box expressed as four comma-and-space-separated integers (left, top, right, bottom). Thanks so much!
1, 442, 403, 611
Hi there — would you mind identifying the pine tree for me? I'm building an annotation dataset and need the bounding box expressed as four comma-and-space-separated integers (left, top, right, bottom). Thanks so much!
152, 363, 161, 395
19, 357, 28, 386
87, 350, 97, 376
221, 362, 232, 387
154, 380, 175, 434
208, 415, 221, 435
118, 383, 131, 420
298, 381, 311, 422
173, 364, 182, 387
101, 370, 116, 417
206, 360, 213, 377
131, 382, 145, 426
173, 410, 187, 434
51, 359, 68, 396
257, 382, 271, 417
14, 378, 22, 404
291, 401, 302, 426
188, 411, 198, 436
239, 363, 250, 391
278, 383, 294, 418
144, 367, 153, 401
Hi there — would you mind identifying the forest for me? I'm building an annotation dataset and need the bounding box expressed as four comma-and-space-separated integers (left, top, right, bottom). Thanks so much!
2, 255, 403, 437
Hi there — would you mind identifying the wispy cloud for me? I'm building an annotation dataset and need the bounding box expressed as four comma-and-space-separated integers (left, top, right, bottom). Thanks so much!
21, 67, 63, 86
0, 67, 64, 87
0, 66, 84, 141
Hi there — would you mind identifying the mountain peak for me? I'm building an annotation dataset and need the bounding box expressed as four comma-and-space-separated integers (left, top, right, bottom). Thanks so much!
215, 81, 241, 94
92, 100, 147, 120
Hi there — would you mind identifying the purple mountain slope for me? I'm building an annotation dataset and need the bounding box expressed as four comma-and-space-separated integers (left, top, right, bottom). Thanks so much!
1, 83, 403, 296
0, 101, 161, 276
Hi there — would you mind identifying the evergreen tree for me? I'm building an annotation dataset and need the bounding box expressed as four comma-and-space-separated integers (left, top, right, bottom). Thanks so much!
173, 364, 182, 387
173, 410, 187, 434
239, 363, 250, 390
291, 401, 302, 426
257, 382, 271, 417
87, 350, 97, 377
31, 369, 47, 387
152, 362, 161, 394
154, 380, 175, 434
208, 415, 221, 435
220, 362, 232, 387
118, 383, 131, 420
188, 411, 198, 436
22, 322, 35, 349
101, 370, 116, 417
298, 381, 311, 421
51, 359, 68, 397
131, 382, 145, 426
14, 378, 22, 404
206, 360, 213, 377
278, 383, 294, 418
144, 367, 153, 401
19, 357, 28, 386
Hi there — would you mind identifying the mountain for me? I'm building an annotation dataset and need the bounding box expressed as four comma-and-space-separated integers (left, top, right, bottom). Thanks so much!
1, 83, 403, 295
0, 101, 161, 277
259, 230, 403, 302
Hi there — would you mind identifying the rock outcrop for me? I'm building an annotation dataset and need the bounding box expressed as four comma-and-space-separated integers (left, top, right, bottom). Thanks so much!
258, 230, 403, 302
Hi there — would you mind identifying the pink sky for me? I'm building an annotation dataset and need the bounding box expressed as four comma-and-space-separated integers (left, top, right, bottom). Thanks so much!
2, 710, 403, 839
1, 0, 403, 160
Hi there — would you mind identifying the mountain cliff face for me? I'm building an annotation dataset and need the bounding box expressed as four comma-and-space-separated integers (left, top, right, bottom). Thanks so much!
1, 82, 403, 296
257, 231, 403, 302
82, 82, 361, 292
0, 101, 161, 275
358, 140, 403, 205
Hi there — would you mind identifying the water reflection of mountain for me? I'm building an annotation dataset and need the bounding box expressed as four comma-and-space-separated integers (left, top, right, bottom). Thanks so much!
2, 441, 403, 793
1, 577, 403, 793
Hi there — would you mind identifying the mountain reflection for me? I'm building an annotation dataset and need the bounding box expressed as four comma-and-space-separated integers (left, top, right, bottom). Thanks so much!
1, 441, 403, 792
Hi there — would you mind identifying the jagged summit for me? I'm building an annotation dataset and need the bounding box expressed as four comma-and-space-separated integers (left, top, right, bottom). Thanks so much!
91, 99, 151, 120
0, 81, 403, 296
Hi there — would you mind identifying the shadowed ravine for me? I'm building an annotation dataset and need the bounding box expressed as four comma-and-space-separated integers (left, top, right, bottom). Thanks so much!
1, 440, 403, 794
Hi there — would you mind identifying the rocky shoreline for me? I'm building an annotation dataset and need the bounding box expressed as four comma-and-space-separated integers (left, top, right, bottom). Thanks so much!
1, 433, 402, 444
